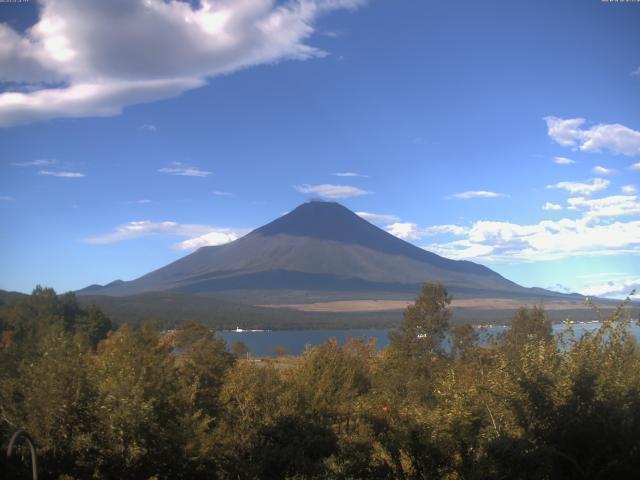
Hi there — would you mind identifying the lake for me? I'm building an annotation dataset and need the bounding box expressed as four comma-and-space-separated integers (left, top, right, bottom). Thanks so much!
219, 322, 640, 357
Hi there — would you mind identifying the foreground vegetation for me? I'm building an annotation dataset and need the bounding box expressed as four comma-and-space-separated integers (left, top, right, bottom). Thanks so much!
1, 284, 639, 479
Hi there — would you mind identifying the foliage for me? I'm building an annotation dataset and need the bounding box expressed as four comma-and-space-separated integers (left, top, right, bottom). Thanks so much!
1, 284, 640, 479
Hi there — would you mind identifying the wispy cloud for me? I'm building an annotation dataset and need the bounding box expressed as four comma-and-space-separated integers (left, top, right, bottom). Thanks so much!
631, 67, 640, 76
333, 172, 369, 178
122, 199, 152, 205
631, 162, 640, 172
140, 123, 157, 132
84, 220, 246, 249
546, 178, 609, 196
158, 163, 211, 177
212, 191, 233, 197
0, 196, 15, 202
384, 222, 468, 241
447, 190, 506, 200
356, 211, 400, 224
554, 156, 576, 165
592, 165, 616, 175
10, 159, 57, 167
542, 202, 562, 211
545, 116, 640, 156
621, 185, 637, 194
38, 170, 85, 178
294, 183, 369, 199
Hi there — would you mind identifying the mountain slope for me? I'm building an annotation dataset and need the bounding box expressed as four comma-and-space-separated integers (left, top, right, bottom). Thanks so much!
78, 201, 567, 301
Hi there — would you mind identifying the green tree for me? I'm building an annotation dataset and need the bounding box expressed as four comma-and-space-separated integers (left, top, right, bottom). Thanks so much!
389, 282, 452, 359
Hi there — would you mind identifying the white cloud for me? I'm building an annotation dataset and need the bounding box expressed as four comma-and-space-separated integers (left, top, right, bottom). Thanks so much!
545, 116, 640, 156
38, 170, 84, 178
10, 159, 57, 167
631, 162, 640, 172
140, 123, 157, 132
158, 163, 211, 177
581, 278, 640, 299
174, 230, 240, 250
621, 185, 637, 194
424, 218, 640, 263
554, 156, 575, 165
566, 195, 640, 219
542, 202, 562, 211
0, 0, 366, 127
0, 196, 15, 201
333, 172, 368, 178
385, 222, 422, 241
122, 199, 152, 204
294, 183, 369, 199
385, 222, 468, 242
546, 178, 609, 196
447, 190, 505, 200
592, 165, 616, 175
212, 190, 233, 196
356, 211, 399, 224
84, 220, 245, 249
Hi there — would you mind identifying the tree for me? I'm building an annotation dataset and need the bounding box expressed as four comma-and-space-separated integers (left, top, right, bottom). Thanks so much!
231, 340, 249, 358
389, 282, 452, 359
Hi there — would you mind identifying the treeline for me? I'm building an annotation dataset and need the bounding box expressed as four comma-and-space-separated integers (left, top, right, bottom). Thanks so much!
1, 284, 639, 479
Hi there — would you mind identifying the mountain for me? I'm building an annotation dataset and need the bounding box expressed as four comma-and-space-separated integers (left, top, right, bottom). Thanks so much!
78, 201, 573, 303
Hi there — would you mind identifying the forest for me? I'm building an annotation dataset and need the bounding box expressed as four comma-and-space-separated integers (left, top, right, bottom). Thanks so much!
1, 284, 639, 479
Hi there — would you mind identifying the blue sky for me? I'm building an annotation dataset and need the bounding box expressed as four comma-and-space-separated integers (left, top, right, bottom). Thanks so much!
1, 0, 639, 298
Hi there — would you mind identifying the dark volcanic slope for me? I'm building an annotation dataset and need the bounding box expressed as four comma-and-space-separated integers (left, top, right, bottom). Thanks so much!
78, 201, 566, 300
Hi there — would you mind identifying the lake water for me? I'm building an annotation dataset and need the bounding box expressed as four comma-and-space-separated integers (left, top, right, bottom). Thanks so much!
219, 322, 640, 357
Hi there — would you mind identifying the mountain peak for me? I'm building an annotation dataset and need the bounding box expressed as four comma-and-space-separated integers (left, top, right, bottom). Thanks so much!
251, 201, 381, 242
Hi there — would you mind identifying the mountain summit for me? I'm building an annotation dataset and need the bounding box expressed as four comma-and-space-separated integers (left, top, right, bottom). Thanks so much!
78, 201, 559, 301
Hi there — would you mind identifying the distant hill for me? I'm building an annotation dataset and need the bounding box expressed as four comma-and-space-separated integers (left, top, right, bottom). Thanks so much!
78, 201, 577, 303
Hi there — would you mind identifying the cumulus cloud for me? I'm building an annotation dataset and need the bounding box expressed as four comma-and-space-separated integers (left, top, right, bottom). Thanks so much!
566, 195, 640, 219
0, 0, 366, 127
84, 220, 245, 249
542, 202, 562, 211
545, 116, 640, 156
174, 230, 240, 250
158, 163, 211, 177
385, 222, 422, 241
631, 162, 640, 172
38, 170, 84, 178
424, 218, 640, 262
10, 159, 57, 167
294, 183, 369, 199
581, 278, 640, 299
554, 156, 575, 165
356, 211, 399, 224
622, 185, 637, 194
592, 166, 616, 175
447, 190, 506, 200
546, 178, 609, 196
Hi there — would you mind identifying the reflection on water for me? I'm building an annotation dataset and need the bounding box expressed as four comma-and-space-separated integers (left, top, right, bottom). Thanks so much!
219, 322, 640, 357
